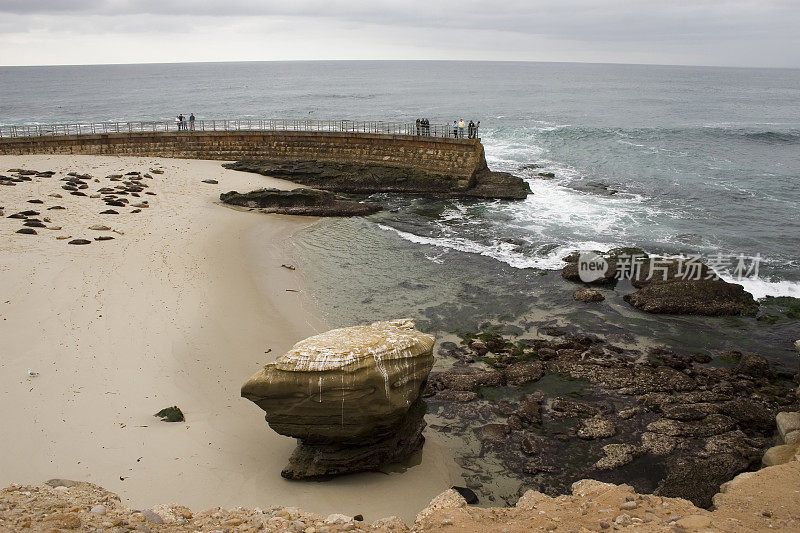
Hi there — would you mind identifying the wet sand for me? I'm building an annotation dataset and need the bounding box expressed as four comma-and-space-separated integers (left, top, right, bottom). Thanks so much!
0, 155, 458, 523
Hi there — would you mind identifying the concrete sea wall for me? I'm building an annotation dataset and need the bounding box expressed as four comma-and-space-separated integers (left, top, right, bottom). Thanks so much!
0, 130, 488, 179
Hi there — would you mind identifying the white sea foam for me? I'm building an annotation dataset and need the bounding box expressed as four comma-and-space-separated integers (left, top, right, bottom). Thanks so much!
722, 275, 800, 300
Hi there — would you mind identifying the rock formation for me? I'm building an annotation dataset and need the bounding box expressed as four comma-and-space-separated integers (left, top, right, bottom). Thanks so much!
241, 319, 435, 479
219, 187, 381, 216
222, 160, 531, 200
427, 329, 800, 508
561, 248, 759, 315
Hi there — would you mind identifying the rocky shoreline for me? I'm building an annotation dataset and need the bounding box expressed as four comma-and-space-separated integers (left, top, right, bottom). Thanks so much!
3, 459, 800, 532
219, 188, 381, 217
222, 160, 531, 200
426, 328, 800, 509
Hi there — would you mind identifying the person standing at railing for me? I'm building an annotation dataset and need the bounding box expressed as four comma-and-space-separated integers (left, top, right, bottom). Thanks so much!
468, 120, 475, 138
416, 118, 421, 136
475, 121, 480, 138
189, 113, 195, 131
422, 118, 430, 136
458, 118, 466, 138
452, 121, 458, 137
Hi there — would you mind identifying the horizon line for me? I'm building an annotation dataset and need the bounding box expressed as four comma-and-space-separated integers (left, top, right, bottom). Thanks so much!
1, 58, 798, 71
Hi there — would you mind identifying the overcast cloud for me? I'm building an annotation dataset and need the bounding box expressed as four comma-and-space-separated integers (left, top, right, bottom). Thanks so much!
0, 0, 798, 67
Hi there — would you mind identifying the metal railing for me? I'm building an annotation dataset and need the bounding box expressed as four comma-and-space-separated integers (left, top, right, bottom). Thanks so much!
0, 119, 480, 140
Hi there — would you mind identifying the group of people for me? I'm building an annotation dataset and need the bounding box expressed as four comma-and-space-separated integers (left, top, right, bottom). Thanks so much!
414, 118, 480, 138
414, 118, 432, 135
452, 119, 480, 138
175, 113, 195, 131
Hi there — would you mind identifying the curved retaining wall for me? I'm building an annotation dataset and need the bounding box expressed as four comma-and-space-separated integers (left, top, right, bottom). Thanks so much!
0, 130, 488, 179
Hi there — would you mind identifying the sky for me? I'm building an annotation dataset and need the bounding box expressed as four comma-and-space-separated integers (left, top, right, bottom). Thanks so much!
1, 0, 799, 68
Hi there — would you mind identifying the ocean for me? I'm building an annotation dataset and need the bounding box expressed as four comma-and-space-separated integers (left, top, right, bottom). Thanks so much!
2, 60, 799, 361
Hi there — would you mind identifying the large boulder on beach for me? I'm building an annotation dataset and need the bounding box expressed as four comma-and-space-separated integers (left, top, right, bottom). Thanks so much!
241, 319, 435, 478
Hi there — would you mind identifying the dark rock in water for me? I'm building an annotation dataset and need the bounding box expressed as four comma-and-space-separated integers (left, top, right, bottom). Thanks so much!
202, 179, 219, 184
734, 353, 771, 378
520, 433, 540, 455
760, 296, 800, 320
434, 390, 478, 402
718, 398, 776, 432
537, 172, 556, 179
515, 394, 544, 425
154, 406, 185, 422
503, 361, 544, 386
220, 188, 381, 217
623, 279, 759, 316
561, 257, 617, 285
629, 258, 714, 288
16, 228, 37, 235
100, 210, 119, 214
222, 159, 530, 200
573, 288, 604, 302
551, 398, 602, 418
451, 486, 479, 504
68, 239, 91, 245
457, 169, 531, 200
577, 415, 616, 439
573, 181, 618, 196
478, 423, 511, 441
426, 367, 504, 392
657, 453, 751, 508
562, 247, 649, 286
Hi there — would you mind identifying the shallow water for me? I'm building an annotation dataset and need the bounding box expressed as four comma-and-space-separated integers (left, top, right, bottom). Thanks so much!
291, 216, 799, 369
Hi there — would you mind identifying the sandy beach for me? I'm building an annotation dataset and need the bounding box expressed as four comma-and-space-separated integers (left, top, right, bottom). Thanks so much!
0, 154, 458, 523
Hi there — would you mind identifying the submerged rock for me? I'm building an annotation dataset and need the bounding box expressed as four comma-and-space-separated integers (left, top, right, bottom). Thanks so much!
220, 187, 380, 217
573, 288, 605, 302
241, 319, 435, 478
